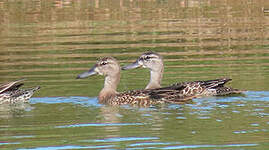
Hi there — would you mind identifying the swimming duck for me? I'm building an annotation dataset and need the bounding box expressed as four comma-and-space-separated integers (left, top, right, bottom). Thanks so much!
0, 79, 40, 104
76, 57, 196, 106
122, 51, 242, 96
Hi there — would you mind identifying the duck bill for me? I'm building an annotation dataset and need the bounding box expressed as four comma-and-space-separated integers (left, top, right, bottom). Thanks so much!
76, 65, 97, 79
122, 60, 142, 70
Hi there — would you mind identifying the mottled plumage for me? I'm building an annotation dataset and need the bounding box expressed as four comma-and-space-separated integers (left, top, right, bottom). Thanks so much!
0, 79, 40, 104
77, 57, 194, 106
122, 51, 242, 97
108, 86, 194, 106
169, 78, 241, 97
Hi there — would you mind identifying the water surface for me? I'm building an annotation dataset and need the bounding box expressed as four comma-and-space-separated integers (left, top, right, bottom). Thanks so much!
0, 0, 269, 149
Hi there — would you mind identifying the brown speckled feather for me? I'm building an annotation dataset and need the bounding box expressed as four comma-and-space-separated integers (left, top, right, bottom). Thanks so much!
170, 78, 241, 97
107, 85, 194, 106
98, 78, 239, 106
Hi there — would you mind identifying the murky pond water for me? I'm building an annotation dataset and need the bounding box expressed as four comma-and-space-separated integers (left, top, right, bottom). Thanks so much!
0, 0, 269, 149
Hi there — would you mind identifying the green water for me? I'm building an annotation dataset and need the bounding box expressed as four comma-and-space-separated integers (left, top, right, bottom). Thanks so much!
0, 0, 269, 149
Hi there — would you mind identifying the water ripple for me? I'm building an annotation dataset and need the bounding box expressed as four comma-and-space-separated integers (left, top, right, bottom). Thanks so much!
92, 137, 159, 142
129, 142, 180, 147
18, 145, 114, 150
159, 143, 258, 149
0, 142, 20, 146
55, 123, 144, 128
234, 129, 268, 134
30, 97, 100, 106
243, 91, 269, 101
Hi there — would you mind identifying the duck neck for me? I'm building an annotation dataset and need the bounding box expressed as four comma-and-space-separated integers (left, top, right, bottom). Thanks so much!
99, 72, 120, 104
145, 64, 163, 90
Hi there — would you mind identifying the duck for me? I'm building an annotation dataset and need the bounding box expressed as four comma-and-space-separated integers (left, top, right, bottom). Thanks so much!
0, 79, 40, 104
122, 51, 242, 97
76, 57, 196, 106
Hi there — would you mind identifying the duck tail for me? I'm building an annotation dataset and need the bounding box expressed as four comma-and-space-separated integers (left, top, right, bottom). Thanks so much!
31, 86, 41, 92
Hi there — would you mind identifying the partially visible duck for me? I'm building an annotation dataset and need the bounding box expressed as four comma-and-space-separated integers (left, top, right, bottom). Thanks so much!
0, 79, 40, 104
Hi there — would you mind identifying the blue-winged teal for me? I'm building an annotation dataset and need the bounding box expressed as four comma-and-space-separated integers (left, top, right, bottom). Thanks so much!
122, 51, 242, 97
76, 57, 196, 106
0, 79, 40, 104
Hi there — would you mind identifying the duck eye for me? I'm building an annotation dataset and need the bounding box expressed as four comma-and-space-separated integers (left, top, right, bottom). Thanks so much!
145, 56, 151, 60
100, 62, 108, 66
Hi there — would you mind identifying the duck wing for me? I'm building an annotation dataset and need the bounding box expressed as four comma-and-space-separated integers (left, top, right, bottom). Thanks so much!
115, 84, 194, 105
0, 79, 25, 94
193, 78, 232, 89
148, 84, 195, 103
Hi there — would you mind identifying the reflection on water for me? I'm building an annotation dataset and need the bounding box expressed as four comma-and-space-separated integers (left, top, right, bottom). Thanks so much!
0, 0, 269, 96
0, 0, 269, 149
0, 91, 268, 149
